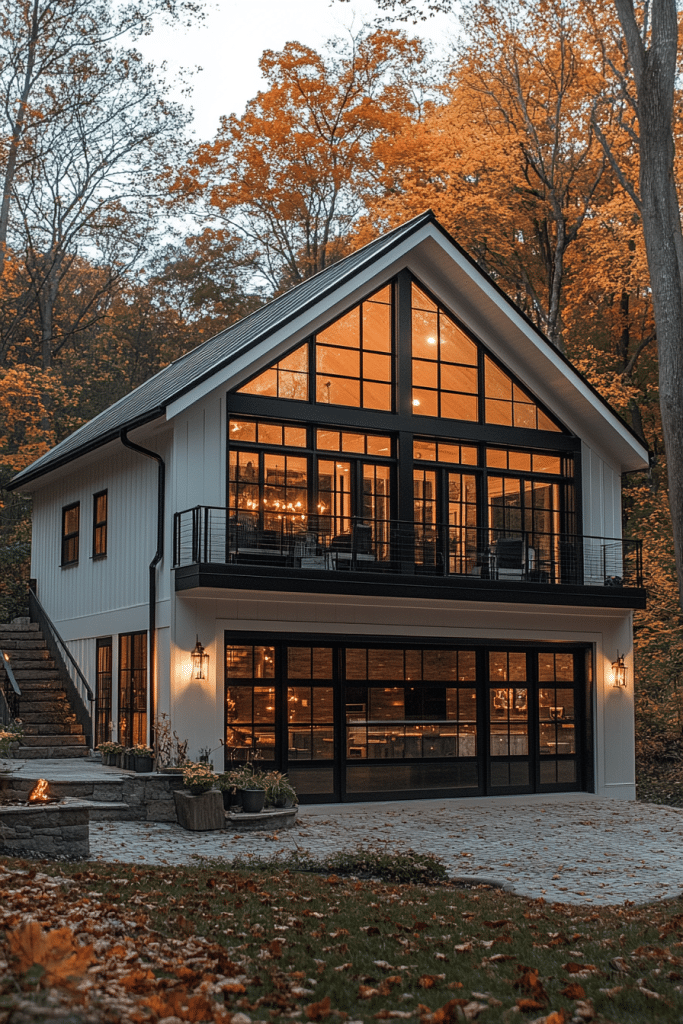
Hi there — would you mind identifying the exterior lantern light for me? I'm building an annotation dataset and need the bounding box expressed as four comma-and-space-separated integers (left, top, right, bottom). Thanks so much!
191, 636, 208, 680
611, 652, 627, 688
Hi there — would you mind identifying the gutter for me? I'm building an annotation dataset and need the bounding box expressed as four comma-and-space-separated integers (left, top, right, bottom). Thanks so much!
120, 427, 165, 747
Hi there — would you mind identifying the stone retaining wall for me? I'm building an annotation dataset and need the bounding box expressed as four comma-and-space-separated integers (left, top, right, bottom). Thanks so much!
0, 774, 185, 822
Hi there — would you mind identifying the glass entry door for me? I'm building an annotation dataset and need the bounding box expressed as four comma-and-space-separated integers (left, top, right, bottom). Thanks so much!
487, 650, 532, 793
285, 646, 337, 800
486, 648, 582, 794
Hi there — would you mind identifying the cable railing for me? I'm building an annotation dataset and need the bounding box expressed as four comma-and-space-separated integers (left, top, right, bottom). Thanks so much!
173, 507, 644, 589
28, 589, 95, 749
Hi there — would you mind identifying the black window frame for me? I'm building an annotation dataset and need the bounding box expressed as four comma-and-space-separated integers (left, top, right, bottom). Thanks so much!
92, 490, 108, 559
61, 502, 80, 566
95, 636, 112, 747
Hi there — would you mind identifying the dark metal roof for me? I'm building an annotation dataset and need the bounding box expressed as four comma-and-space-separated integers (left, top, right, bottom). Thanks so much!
8, 208, 647, 489
8, 212, 435, 489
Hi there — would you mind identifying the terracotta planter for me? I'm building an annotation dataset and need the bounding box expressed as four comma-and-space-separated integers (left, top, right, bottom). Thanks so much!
240, 788, 265, 814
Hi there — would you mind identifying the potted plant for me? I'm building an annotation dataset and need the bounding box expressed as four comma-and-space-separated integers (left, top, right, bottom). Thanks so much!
122, 747, 136, 771
182, 760, 218, 796
217, 770, 241, 812
228, 762, 267, 814
131, 743, 154, 773
96, 741, 120, 767
264, 770, 298, 809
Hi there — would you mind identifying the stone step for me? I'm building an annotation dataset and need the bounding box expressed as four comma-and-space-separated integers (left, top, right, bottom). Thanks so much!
0, 623, 40, 633
13, 680, 62, 690
18, 696, 72, 712
4, 650, 53, 663
23, 722, 84, 736
14, 745, 89, 759
12, 667, 61, 679
19, 711, 80, 725
20, 733, 86, 747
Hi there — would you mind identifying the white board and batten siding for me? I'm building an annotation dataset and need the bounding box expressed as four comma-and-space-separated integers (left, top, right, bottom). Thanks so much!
171, 393, 227, 514
30, 437, 172, 641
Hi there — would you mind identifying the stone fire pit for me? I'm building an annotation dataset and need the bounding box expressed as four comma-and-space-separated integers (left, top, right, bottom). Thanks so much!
0, 779, 126, 859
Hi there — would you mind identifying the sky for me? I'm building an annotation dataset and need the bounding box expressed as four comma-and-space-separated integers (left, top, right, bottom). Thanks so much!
138, 0, 459, 142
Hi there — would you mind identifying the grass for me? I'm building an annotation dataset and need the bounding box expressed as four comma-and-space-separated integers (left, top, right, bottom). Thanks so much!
3, 853, 683, 1022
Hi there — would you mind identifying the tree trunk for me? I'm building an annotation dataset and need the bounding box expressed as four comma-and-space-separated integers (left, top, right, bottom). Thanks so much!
613, 0, 683, 604
0, 0, 41, 277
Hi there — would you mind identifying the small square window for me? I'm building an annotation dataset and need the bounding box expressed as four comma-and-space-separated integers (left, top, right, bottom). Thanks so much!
61, 503, 80, 566
93, 491, 107, 558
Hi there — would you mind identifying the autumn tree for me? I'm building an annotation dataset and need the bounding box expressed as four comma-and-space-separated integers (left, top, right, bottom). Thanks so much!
595, 0, 683, 608
180, 30, 431, 292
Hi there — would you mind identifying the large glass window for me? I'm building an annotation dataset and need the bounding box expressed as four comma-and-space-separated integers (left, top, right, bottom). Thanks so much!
61, 502, 80, 566
238, 343, 309, 400
344, 647, 477, 761
92, 491, 107, 559
411, 280, 563, 431
228, 449, 308, 540
236, 285, 393, 409
95, 637, 112, 747
484, 356, 560, 431
412, 283, 478, 420
226, 644, 276, 761
316, 284, 392, 410
118, 632, 147, 748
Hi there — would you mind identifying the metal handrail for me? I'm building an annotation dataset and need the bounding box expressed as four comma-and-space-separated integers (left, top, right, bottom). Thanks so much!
0, 648, 21, 696
28, 589, 95, 748
0, 646, 21, 724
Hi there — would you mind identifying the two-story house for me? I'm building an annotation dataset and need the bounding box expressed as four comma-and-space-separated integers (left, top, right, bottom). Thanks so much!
8, 212, 648, 803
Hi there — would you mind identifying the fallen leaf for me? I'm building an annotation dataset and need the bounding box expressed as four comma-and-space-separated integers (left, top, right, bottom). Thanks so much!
8, 921, 95, 988
358, 984, 379, 999
378, 975, 403, 996
561, 983, 585, 999
516, 997, 546, 1011
306, 995, 332, 1020
425, 997, 468, 1023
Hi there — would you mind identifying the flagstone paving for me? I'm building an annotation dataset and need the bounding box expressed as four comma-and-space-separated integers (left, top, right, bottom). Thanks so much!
90, 794, 683, 907
6, 759, 683, 906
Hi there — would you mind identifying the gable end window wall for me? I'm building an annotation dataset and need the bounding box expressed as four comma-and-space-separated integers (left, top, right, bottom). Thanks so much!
236, 276, 564, 435
173, 275, 646, 587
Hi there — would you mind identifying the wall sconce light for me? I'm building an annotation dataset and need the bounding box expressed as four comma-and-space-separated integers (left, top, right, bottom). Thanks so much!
611, 652, 627, 688
191, 636, 209, 680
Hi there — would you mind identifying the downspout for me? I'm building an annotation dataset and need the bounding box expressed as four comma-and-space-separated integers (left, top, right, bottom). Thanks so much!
120, 427, 165, 746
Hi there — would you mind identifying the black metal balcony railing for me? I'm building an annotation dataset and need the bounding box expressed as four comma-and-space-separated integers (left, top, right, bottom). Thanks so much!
173, 507, 644, 589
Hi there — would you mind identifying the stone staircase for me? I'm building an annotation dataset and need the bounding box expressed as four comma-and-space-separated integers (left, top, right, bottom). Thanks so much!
0, 622, 89, 758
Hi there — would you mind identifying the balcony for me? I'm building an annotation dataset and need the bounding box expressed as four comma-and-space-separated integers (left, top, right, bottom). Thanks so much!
172, 507, 645, 607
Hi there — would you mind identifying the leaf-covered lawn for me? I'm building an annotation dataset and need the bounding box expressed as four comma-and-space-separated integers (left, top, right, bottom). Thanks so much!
2, 853, 683, 1023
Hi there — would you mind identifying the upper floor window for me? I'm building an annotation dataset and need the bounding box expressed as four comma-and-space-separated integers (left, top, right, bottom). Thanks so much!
234, 275, 565, 434
237, 283, 393, 412
411, 280, 563, 432
61, 503, 80, 566
412, 283, 478, 420
314, 284, 392, 410
93, 490, 107, 558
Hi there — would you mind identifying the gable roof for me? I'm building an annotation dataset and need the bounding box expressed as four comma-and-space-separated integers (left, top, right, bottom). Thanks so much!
8, 210, 648, 490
